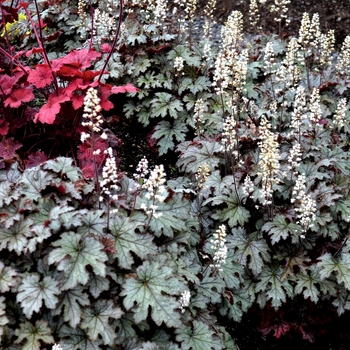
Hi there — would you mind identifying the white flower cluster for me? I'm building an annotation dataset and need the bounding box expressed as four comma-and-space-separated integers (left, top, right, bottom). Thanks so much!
221, 112, 237, 156
153, 0, 168, 26
81, 87, 103, 143
140, 164, 167, 218
270, 0, 290, 24
203, 0, 217, 38
174, 56, 184, 73
291, 174, 317, 232
179, 290, 191, 313
263, 42, 276, 75
134, 156, 149, 182
336, 35, 350, 76
243, 175, 254, 197
210, 225, 228, 271
195, 163, 210, 191
100, 147, 120, 203
248, 0, 259, 29
257, 115, 281, 205
52, 344, 62, 350
93, 8, 116, 44
318, 30, 335, 68
333, 98, 348, 129
287, 142, 302, 173
309, 88, 321, 124
193, 98, 205, 133
290, 85, 307, 135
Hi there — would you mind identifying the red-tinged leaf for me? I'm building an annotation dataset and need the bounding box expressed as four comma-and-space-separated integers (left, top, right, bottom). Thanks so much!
0, 74, 17, 95
27, 64, 54, 88
111, 83, 138, 94
4, 87, 34, 108
80, 70, 101, 81
78, 138, 108, 164
25, 151, 48, 168
44, 30, 60, 42
0, 119, 9, 136
101, 237, 117, 254
34, 93, 70, 124
80, 164, 95, 178
0, 137, 22, 159
294, 324, 315, 342
56, 65, 83, 78
259, 319, 290, 338
99, 84, 113, 111
34, 18, 46, 29
25, 47, 44, 58
101, 43, 112, 53
71, 93, 85, 110
19, 1, 29, 9
54, 49, 101, 72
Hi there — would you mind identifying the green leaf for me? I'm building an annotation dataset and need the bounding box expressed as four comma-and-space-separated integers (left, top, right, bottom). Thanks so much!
0, 219, 33, 255
48, 232, 108, 290
175, 320, 222, 350
150, 92, 183, 118
227, 227, 271, 276
109, 215, 157, 269
293, 266, 336, 303
0, 296, 9, 342
16, 274, 59, 318
262, 214, 302, 244
317, 253, 350, 290
120, 261, 184, 327
14, 320, 54, 350
195, 269, 225, 304
19, 168, 53, 200
176, 140, 222, 174
146, 193, 191, 238
59, 324, 102, 350
167, 45, 201, 67
209, 187, 251, 228
0, 261, 17, 292
81, 300, 123, 346
331, 197, 350, 222
255, 264, 294, 309
43, 157, 82, 182
53, 286, 89, 328
0, 180, 19, 206
77, 209, 106, 238
153, 120, 188, 155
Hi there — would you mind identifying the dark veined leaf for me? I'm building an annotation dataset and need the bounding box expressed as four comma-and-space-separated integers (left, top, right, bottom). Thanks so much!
48, 232, 108, 290
44, 157, 83, 182
109, 215, 157, 269
262, 214, 302, 245
81, 300, 123, 346
317, 252, 350, 290
227, 227, 271, 276
0, 261, 17, 293
255, 264, 294, 309
52, 286, 89, 328
16, 274, 60, 318
176, 140, 222, 174
195, 269, 225, 304
175, 320, 223, 350
77, 209, 106, 238
0, 296, 9, 342
59, 324, 102, 350
120, 261, 185, 328
150, 92, 184, 119
14, 320, 54, 350
153, 120, 188, 155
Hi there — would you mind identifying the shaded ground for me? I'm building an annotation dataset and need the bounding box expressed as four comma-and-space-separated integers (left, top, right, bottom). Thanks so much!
202, 0, 350, 47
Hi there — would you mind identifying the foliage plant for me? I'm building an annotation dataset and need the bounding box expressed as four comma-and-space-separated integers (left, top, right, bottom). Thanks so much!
2, 0, 350, 349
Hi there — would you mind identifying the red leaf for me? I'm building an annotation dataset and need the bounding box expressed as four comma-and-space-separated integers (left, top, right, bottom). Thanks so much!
0, 74, 18, 95
25, 47, 44, 58
34, 93, 70, 124
71, 93, 85, 110
52, 49, 101, 72
0, 119, 9, 136
4, 88, 35, 108
27, 64, 54, 88
111, 83, 138, 94
25, 151, 48, 168
99, 84, 113, 111
101, 43, 112, 53
101, 237, 117, 254
0, 137, 22, 159
80, 164, 95, 178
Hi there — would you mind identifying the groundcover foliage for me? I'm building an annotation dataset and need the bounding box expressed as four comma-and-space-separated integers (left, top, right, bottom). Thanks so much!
2, 0, 350, 348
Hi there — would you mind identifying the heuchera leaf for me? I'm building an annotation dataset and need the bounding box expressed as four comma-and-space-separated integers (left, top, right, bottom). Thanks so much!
52, 49, 101, 72
0, 119, 9, 136
43, 157, 83, 182
48, 232, 108, 290
34, 93, 70, 124
4, 88, 34, 108
0, 261, 17, 293
120, 261, 184, 327
17, 274, 60, 318
81, 300, 123, 345
0, 296, 9, 342
27, 64, 54, 88
14, 320, 54, 350
175, 320, 223, 350
111, 83, 138, 94
0, 137, 22, 159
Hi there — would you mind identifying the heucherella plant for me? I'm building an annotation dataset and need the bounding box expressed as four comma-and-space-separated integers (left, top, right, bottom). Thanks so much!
3, 0, 350, 348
